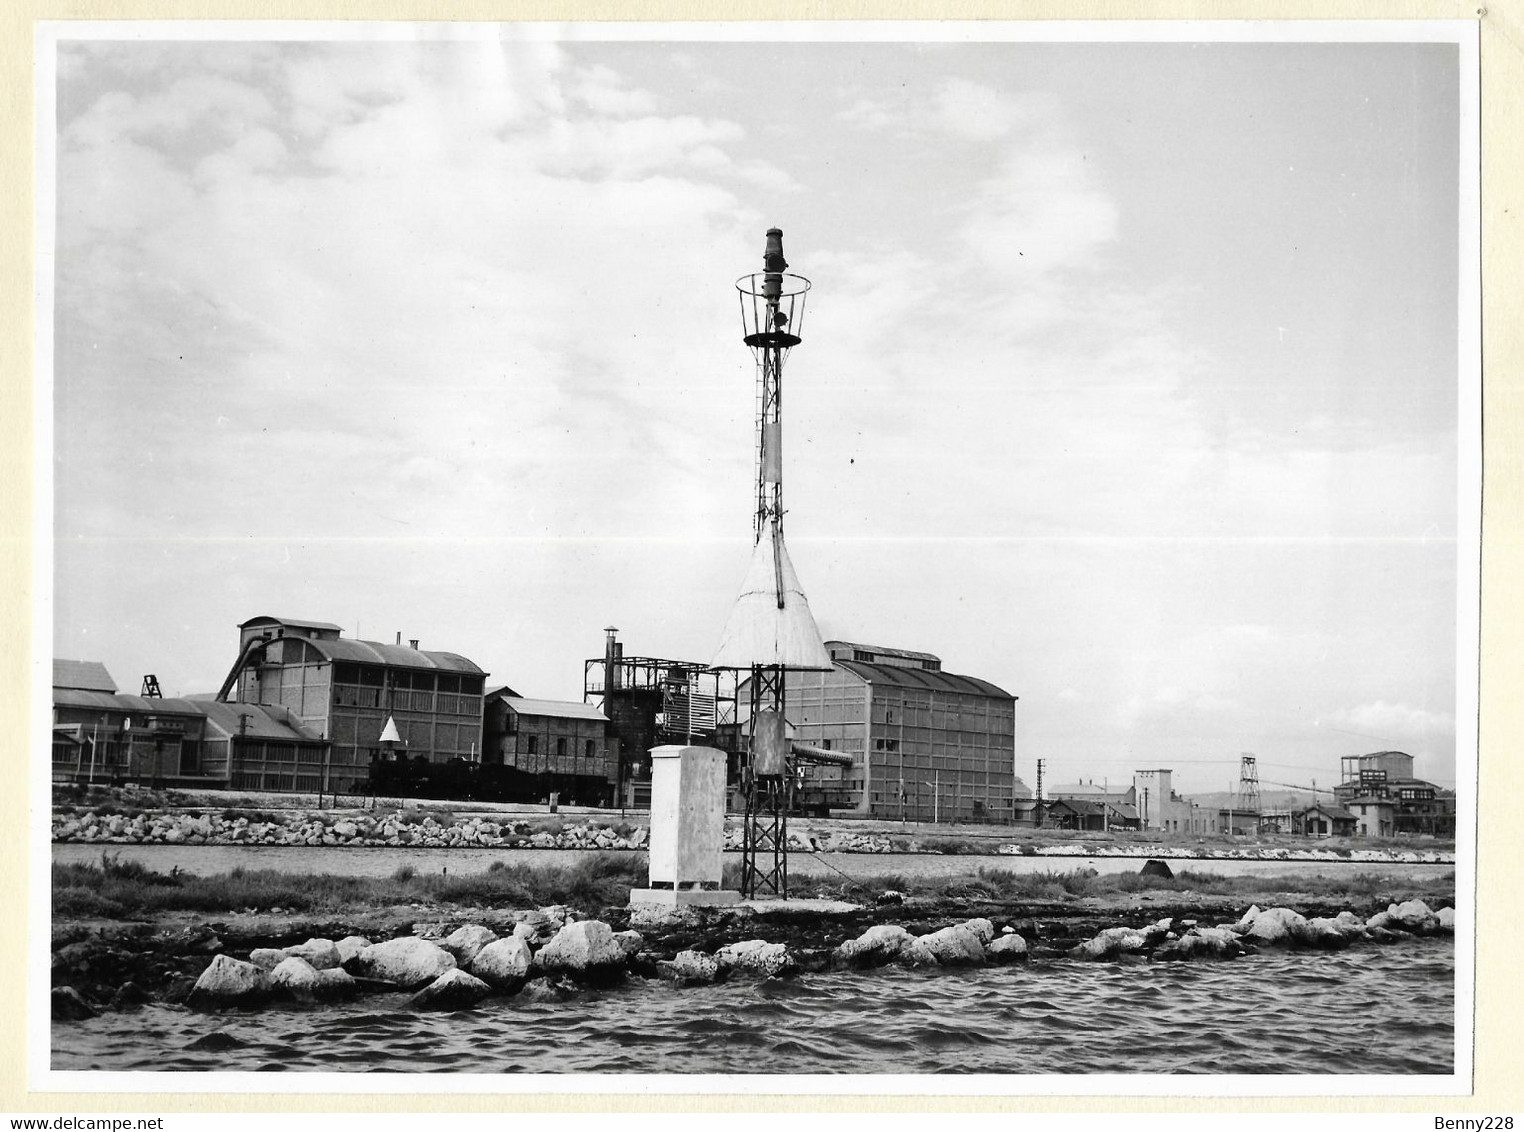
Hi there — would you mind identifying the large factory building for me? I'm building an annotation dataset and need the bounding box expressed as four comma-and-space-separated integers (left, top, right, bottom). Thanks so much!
776, 640, 1022, 822
219, 615, 487, 794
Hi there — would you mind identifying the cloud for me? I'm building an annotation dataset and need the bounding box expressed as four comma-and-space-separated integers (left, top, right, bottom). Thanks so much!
1324, 701, 1456, 744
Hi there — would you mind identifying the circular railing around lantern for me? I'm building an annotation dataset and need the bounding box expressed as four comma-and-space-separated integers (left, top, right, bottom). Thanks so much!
736, 271, 810, 354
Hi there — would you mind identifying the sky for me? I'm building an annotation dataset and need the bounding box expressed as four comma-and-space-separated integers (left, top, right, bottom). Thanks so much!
45, 28, 1469, 796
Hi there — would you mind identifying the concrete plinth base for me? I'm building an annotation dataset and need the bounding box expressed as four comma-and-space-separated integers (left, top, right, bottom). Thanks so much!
629, 887, 742, 908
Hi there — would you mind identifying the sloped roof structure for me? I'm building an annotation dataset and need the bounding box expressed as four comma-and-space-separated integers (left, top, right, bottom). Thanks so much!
53, 660, 118, 694
835, 660, 1012, 699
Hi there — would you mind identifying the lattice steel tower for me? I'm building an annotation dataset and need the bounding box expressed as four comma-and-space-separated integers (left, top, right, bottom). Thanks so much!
711, 229, 833, 899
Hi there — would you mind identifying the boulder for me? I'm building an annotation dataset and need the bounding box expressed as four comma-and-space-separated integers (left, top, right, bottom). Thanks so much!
658, 949, 720, 985
1070, 926, 1149, 961
1436, 906, 1456, 932
535, 921, 625, 976
312, 967, 360, 1000
918, 924, 986, 966
986, 933, 1029, 963
410, 968, 493, 1011
248, 948, 286, 971
188, 954, 271, 1008
347, 936, 456, 988
835, 924, 915, 967
441, 925, 499, 966
716, 939, 797, 977
1154, 926, 1245, 962
613, 930, 644, 959
269, 956, 323, 999
1296, 917, 1358, 950
335, 935, 372, 964
52, 986, 95, 1021
469, 938, 534, 988
1242, 907, 1308, 947
961, 918, 996, 946
520, 975, 579, 1003
897, 938, 939, 968
283, 938, 342, 970
1140, 858, 1174, 880
1390, 899, 1440, 934
1230, 904, 1262, 933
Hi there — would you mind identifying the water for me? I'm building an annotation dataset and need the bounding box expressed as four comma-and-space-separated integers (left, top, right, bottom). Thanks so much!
51, 843, 1455, 882
53, 939, 1453, 1074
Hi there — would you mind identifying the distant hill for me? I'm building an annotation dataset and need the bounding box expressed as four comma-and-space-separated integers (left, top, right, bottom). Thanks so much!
1185, 789, 1320, 812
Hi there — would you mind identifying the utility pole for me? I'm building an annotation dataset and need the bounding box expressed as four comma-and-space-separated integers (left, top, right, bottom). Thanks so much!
1035, 757, 1045, 828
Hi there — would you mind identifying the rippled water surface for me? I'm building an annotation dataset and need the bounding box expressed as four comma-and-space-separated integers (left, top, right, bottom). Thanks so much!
54, 939, 1453, 1075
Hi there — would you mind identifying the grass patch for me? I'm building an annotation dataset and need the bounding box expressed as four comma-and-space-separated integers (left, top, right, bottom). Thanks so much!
52, 854, 649, 920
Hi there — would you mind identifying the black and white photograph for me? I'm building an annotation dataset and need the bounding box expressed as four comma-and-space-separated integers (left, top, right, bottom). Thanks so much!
34, 20, 1479, 1091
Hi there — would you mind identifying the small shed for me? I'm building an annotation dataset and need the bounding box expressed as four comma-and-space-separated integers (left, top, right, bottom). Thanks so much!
1295, 802, 1357, 839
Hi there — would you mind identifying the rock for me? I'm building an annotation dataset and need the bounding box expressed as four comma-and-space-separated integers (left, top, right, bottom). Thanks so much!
110, 981, 150, 1010
441, 925, 499, 966
52, 986, 95, 1021
1436, 906, 1456, 932
1242, 907, 1308, 947
536, 921, 624, 977
283, 938, 342, 970
658, 949, 721, 985
1296, 917, 1357, 950
335, 935, 372, 964
1154, 926, 1246, 962
716, 939, 797, 977
188, 954, 271, 1008
312, 968, 360, 1000
1390, 899, 1439, 934
613, 930, 644, 959
987, 934, 1029, 963
410, 968, 493, 1011
248, 948, 286, 971
470, 938, 534, 988
269, 956, 323, 999
1231, 904, 1262, 933
1070, 926, 1149, 961
347, 937, 456, 988
960, 918, 996, 946
1140, 858, 1174, 880
835, 924, 915, 967
918, 924, 986, 966
897, 938, 939, 968
875, 890, 905, 906
519, 975, 579, 1003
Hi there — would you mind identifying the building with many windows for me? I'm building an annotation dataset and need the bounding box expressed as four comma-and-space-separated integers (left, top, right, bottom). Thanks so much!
52, 659, 326, 789
219, 615, 487, 794
777, 640, 1022, 822
1332, 751, 1456, 838
481, 688, 611, 805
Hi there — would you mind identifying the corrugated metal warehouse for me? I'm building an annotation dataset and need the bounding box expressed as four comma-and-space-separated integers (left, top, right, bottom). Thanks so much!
768, 640, 1022, 822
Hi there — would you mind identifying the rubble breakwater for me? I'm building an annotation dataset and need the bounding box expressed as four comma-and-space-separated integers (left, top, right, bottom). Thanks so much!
51, 806, 1454, 864
51, 890, 1457, 1074
51, 889, 1456, 1029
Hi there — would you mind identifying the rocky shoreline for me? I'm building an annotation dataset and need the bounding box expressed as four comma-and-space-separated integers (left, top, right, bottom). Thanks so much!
51, 806, 1455, 863
50, 890, 1456, 1024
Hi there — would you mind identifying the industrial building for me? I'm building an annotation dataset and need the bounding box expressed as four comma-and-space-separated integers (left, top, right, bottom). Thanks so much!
218, 615, 488, 795
52, 659, 327, 789
1047, 770, 1209, 833
1332, 751, 1456, 838
482, 688, 611, 805
774, 640, 1022, 822
585, 629, 736, 808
